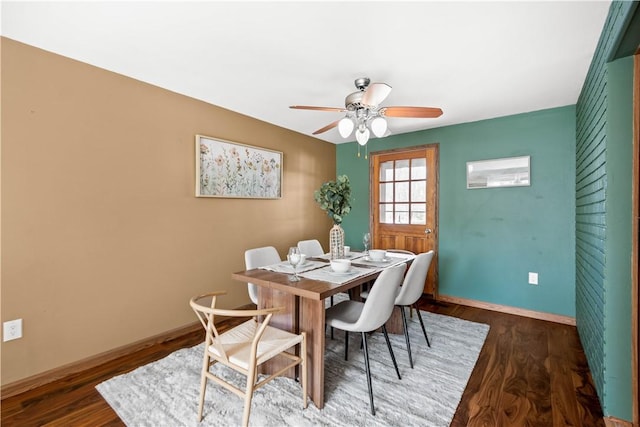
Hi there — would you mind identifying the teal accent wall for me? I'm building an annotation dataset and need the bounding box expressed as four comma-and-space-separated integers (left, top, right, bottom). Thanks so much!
575, 1, 636, 420
603, 54, 633, 421
338, 105, 576, 317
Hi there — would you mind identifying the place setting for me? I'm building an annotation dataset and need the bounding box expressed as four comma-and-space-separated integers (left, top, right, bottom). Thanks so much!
312, 245, 365, 261
353, 249, 413, 268
259, 249, 325, 276
298, 258, 375, 284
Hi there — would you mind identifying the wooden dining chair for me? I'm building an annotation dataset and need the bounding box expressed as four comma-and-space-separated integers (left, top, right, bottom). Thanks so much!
190, 291, 307, 427
325, 263, 406, 416
244, 246, 280, 305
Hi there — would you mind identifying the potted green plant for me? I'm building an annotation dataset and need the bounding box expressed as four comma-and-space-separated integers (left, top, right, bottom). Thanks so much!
314, 175, 352, 259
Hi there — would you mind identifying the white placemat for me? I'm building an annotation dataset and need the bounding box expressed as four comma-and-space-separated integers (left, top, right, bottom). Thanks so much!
259, 260, 325, 274
353, 254, 414, 268
298, 265, 376, 284
314, 252, 365, 261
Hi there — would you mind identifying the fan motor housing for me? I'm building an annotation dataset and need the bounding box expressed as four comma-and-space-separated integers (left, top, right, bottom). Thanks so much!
345, 91, 365, 110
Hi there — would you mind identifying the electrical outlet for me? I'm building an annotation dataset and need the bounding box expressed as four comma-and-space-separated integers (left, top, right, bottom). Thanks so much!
528, 272, 539, 285
3, 319, 23, 342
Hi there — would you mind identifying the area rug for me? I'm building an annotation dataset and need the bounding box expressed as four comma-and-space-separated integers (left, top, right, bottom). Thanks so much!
96, 310, 489, 426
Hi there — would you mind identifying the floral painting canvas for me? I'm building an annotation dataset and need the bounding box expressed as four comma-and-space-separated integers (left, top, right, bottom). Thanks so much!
196, 135, 282, 198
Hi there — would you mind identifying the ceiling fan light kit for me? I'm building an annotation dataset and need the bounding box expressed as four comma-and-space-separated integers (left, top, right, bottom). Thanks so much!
290, 77, 443, 153
338, 117, 354, 138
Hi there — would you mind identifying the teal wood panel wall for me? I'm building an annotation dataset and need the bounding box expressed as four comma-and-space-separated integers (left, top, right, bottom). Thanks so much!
604, 55, 633, 420
337, 105, 576, 317
575, 1, 636, 419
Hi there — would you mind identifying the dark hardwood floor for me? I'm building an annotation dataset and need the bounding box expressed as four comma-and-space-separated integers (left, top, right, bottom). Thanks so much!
1, 298, 604, 426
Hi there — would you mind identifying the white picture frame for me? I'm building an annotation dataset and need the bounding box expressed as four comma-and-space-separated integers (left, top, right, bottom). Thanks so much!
466, 156, 530, 189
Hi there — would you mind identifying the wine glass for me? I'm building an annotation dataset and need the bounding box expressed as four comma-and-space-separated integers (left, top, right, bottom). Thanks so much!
287, 247, 301, 282
363, 232, 371, 256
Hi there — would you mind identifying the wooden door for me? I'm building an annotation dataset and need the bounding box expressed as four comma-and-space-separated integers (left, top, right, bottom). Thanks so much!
370, 145, 439, 296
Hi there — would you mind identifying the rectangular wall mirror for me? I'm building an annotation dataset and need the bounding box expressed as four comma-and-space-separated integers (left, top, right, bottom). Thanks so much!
466, 156, 530, 189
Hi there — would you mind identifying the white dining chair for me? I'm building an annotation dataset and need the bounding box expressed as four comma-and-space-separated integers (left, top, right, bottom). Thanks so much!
393, 251, 435, 367
297, 239, 324, 257
325, 263, 406, 416
386, 249, 416, 255
244, 246, 280, 305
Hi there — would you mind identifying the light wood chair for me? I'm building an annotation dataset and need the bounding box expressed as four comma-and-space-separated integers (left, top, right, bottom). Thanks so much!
190, 291, 307, 427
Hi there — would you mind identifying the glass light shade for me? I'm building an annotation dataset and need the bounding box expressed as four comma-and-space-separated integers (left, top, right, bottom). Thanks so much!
338, 117, 354, 138
370, 117, 387, 137
356, 127, 370, 146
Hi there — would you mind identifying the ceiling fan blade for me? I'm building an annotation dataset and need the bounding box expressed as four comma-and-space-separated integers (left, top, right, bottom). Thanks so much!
312, 120, 340, 135
290, 105, 346, 112
361, 82, 392, 106
381, 106, 443, 118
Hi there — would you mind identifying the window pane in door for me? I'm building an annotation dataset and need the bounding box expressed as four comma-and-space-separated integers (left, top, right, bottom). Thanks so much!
411, 158, 427, 179
395, 160, 410, 181
380, 204, 394, 223
380, 161, 394, 182
410, 203, 426, 224
395, 182, 409, 202
380, 183, 394, 203
395, 203, 409, 224
411, 181, 426, 202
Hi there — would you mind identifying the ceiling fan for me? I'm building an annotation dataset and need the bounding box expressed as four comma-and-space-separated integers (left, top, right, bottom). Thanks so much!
290, 77, 443, 145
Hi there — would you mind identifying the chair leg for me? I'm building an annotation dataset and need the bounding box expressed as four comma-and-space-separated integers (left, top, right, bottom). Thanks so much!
361, 332, 376, 416
344, 330, 349, 361
242, 365, 256, 427
400, 305, 414, 368
381, 325, 401, 380
197, 353, 209, 421
414, 303, 431, 347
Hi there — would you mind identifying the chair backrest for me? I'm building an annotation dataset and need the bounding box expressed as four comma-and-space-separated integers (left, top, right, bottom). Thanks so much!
190, 291, 281, 362
244, 246, 281, 304
297, 239, 324, 257
386, 249, 416, 255
354, 263, 406, 332
394, 251, 435, 306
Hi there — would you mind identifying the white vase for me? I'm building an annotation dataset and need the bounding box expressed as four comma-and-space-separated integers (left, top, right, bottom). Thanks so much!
329, 224, 345, 260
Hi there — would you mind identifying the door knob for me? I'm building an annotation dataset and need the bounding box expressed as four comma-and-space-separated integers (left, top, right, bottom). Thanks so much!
425, 228, 432, 234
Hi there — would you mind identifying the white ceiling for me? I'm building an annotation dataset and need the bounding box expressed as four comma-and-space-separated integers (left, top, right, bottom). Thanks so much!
1, 1, 611, 144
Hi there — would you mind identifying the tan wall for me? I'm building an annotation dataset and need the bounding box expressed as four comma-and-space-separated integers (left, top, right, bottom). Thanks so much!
0, 38, 336, 386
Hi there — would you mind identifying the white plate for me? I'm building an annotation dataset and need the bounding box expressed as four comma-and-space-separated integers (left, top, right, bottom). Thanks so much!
327, 268, 354, 276
363, 256, 391, 263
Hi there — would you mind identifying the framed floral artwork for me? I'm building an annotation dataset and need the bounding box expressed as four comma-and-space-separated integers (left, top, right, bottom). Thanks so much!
196, 135, 282, 198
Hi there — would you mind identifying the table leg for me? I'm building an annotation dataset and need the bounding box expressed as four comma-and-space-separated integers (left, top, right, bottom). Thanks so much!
258, 286, 297, 377
300, 297, 325, 409
386, 306, 405, 334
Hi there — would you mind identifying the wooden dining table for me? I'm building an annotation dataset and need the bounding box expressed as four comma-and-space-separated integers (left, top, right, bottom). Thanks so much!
231, 254, 413, 409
